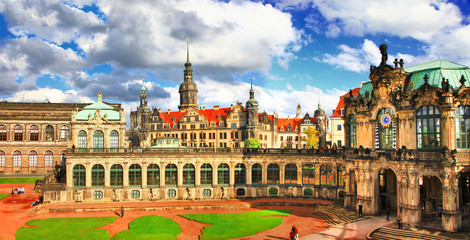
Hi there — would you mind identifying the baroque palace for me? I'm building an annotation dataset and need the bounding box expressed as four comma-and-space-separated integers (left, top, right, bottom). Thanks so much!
1, 43, 469, 232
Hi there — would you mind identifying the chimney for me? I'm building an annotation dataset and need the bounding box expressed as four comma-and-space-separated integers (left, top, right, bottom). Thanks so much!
168, 109, 171, 114
214, 105, 219, 111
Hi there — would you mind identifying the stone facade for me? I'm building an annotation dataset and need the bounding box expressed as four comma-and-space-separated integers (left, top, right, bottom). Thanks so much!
342, 44, 470, 232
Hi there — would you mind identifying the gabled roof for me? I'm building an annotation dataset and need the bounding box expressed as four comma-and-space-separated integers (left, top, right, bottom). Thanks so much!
160, 107, 232, 129
277, 117, 314, 132
332, 88, 360, 117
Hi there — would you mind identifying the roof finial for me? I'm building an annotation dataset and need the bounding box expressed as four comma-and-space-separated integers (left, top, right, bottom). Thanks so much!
318, 96, 321, 109
186, 35, 190, 63
98, 90, 102, 102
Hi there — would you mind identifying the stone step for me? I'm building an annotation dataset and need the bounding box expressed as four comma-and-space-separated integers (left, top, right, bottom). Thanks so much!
313, 211, 340, 225
324, 207, 355, 223
369, 227, 451, 240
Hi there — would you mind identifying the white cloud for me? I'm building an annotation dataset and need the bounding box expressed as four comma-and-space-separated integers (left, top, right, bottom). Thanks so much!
276, 0, 470, 68
1, 88, 93, 103
1, 0, 106, 44
320, 39, 380, 72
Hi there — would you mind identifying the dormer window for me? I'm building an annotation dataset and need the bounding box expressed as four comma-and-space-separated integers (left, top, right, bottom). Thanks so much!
341, 108, 345, 115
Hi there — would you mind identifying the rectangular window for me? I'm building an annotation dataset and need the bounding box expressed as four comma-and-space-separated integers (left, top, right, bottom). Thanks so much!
231, 123, 237, 128
337, 124, 342, 131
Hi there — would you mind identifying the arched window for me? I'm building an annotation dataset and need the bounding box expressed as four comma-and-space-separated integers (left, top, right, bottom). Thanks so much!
110, 130, 119, 149
200, 163, 212, 186
0, 150, 5, 167
92, 164, 105, 187
165, 164, 177, 186
45, 125, 54, 141
456, 105, 470, 149
13, 150, 21, 167
30, 125, 39, 141
218, 163, 229, 186
302, 164, 315, 185
60, 125, 69, 142
337, 165, 345, 188
0, 125, 7, 141
320, 164, 333, 186
285, 164, 297, 185
110, 164, 123, 187
183, 164, 195, 186
417, 105, 440, 149
348, 116, 356, 148
78, 130, 87, 149
376, 108, 395, 149
252, 163, 262, 185
29, 150, 37, 167
44, 150, 53, 167
14, 125, 23, 141
235, 163, 246, 185
129, 164, 142, 187
73, 164, 86, 188
93, 130, 104, 151
147, 164, 160, 187
267, 163, 279, 185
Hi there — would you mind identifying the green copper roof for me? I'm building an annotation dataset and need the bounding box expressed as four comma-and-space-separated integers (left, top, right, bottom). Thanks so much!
358, 81, 373, 96
76, 92, 121, 121
405, 60, 470, 89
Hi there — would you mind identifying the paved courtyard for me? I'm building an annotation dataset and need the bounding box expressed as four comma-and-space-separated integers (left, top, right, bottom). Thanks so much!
0, 183, 385, 240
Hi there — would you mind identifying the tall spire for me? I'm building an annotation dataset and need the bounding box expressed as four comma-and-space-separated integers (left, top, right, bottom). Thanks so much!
185, 36, 191, 66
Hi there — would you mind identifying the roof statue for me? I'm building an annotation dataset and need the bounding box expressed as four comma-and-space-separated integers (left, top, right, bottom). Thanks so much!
379, 44, 388, 67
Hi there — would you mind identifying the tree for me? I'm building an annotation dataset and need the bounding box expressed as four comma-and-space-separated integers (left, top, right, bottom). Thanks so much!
302, 127, 319, 149
244, 138, 261, 148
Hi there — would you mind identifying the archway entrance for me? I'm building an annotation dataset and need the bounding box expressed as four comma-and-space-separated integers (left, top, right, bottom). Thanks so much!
345, 169, 357, 210
419, 176, 442, 227
459, 172, 470, 222
377, 169, 397, 214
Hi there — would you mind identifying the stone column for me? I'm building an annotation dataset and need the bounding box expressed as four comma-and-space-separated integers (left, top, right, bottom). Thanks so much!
142, 162, 148, 188
195, 163, 201, 187
246, 164, 252, 185
229, 163, 235, 186
160, 163, 166, 188
442, 174, 461, 232
177, 163, 183, 187
212, 163, 218, 187
280, 164, 285, 185
66, 162, 73, 189
85, 162, 92, 188
262, 163, 267, 185
104, 162, 110, 189
123, 162, 129, 189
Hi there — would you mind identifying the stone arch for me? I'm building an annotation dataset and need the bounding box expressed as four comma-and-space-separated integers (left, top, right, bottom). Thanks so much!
418, 173, 443, 227
372, 166, 398, 215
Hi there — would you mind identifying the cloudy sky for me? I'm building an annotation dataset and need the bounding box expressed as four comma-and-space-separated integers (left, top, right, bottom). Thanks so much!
0, 0, 469, 120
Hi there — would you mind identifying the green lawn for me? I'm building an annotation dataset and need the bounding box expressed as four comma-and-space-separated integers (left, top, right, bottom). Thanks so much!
0, 177, 43, 184
112, 216, 181, 240
180, 209, 292, 240
16, 217, 118, 240
0, 194, 9, 200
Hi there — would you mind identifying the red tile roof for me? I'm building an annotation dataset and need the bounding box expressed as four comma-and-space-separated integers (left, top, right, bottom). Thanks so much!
160, 107, 233, 129
276, 117, 314, 132
331, 88, 360, 117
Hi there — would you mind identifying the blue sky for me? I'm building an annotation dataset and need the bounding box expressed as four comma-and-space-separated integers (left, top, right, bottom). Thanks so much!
0, 0, 469, 119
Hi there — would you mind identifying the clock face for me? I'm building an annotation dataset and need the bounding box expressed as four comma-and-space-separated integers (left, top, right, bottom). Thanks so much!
380, 113, 392, 127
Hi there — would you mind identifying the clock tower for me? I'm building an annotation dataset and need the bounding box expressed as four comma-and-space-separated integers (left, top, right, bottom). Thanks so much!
178, 37, 198, 111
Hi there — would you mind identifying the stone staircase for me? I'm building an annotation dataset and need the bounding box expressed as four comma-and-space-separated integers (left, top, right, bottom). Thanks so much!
313, 206, 357, 225
368, 227, 452, 240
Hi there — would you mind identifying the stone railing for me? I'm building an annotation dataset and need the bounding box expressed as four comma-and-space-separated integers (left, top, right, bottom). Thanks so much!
65, 147, 454, 163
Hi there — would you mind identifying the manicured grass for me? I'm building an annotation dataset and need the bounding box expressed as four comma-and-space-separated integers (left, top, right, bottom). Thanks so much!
180, 209, 292, 240
0, 177, 43, 184
112, 216, 181, 240
0, 194, 9, 200
16, 217, 118, 240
